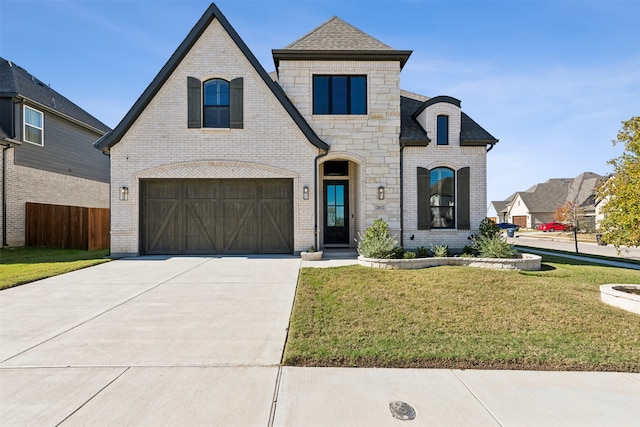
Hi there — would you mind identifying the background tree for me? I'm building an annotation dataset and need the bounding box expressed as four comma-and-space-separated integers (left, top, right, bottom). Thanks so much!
597, 116, 640, 248
555, 200, 586, 253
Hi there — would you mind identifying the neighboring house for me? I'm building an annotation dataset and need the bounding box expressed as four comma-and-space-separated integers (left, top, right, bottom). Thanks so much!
488, 196, 514, 223
0, 58, 110, 247
95, 3, 498, 257
491, 172, 604, 229
594, 174, 614, 230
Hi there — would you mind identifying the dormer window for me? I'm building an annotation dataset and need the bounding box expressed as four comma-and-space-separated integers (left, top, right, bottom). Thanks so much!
24, 105, 43, 146
437, 115, 448, 145
313, 75, 367, 115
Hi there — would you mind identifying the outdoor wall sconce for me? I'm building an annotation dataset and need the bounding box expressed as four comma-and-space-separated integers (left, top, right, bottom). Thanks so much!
378, 186, 385, 200
303, 185, 310, 200
119, 186, 129, 201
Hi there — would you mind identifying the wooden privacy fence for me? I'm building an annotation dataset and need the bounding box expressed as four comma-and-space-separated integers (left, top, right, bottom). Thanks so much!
25, 202, 109, 250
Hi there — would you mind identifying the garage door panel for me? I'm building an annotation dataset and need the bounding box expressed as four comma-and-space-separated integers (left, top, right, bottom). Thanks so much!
224, 200, 258, 253
146, 201, 180, 254
185, 201, 220, 253
141, 179, 292, 255
224, 181, 258, 199
261, 200, 293, 252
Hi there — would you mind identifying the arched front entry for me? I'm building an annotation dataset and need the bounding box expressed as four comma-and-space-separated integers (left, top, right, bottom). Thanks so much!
319, 157, 361, 248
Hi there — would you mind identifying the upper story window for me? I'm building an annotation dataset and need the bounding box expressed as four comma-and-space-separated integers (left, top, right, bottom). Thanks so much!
437, 115, 448, 145
313, 75, 367, 115
203, 79, 230, 128
24, 105, 43, 146
188, 76, 243, 129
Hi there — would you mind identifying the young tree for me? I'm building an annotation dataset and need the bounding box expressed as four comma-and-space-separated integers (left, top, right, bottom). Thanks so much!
554, 201, 584, 253
597, 117, 640, 248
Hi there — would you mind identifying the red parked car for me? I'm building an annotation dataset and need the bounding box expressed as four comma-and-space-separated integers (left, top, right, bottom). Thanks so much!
537, 222, 570, 232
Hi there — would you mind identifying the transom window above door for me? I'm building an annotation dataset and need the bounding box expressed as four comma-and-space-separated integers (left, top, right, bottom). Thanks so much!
313, 75, 367, 115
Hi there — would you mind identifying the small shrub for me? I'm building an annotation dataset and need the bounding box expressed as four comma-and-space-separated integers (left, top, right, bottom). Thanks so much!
356, 219, 398, 259
462, 244, 478, 257
431, 244, 448, 257
416, 246, 429, 258
474, 234, 516, 258
307, 246, 316, 253
403, 251, 416, 259
479, 217, 501, 239
391, 246, 405, 259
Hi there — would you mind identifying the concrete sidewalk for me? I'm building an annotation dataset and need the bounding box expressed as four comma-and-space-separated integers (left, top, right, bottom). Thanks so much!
508, 232, 640, 261
1, 255, 639, 426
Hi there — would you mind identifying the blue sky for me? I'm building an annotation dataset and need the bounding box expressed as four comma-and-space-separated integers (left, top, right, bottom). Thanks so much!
2, 0, 639, 206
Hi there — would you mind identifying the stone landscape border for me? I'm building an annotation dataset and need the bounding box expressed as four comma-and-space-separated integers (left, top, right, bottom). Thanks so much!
600, 284, 640, 315
358, 253, 542, 271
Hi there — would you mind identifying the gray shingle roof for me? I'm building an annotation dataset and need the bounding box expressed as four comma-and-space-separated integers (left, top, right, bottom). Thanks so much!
284, 16, 394, 51
400, 95, 430, 145
401, 92, 497, 147
461, 112, 498, 145
0, 57, 110, 134
491, 200, 511, 214
518, 180, 570, 213
567, 172, 605, 210
273, 16, 412, 69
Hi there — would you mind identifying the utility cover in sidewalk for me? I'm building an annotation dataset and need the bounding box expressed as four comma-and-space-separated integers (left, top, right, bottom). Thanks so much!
389, 401, 416, 420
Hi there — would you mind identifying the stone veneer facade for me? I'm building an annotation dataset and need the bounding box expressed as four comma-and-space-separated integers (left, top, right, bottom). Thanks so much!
1, 149, 109, 246
277, 59, 402, 245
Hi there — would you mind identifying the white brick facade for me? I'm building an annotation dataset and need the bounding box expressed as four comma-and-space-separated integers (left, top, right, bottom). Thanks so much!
1, 148, 109, 246
403, 101, 487, 251
104, 8, 495, 256
110, 20, 320, 256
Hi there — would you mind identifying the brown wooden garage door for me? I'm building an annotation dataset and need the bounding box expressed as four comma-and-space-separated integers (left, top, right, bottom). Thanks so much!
140, 179, 293, 255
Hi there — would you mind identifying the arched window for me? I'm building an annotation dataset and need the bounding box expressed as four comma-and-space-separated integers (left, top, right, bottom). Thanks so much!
437, 115, 449, 145
417, 166, 470, 230
429, 167, 455, 228
203, 79, 230, 128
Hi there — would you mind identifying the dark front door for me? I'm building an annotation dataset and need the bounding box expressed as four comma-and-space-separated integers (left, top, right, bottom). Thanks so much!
324, 181, 349, 245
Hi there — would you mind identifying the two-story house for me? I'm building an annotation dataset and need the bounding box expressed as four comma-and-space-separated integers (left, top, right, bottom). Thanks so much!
1, 58, 110, 247
95, 3, 497, 257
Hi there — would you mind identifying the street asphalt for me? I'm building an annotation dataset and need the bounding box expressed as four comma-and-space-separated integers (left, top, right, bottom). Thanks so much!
1, 252, 639, 426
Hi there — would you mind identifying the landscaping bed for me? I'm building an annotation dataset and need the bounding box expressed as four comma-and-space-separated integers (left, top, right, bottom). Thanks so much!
358, 253, 541, 271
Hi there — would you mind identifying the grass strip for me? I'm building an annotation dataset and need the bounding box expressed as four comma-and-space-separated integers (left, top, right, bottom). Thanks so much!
0, 247, 110, 290
285, 259, 640, 372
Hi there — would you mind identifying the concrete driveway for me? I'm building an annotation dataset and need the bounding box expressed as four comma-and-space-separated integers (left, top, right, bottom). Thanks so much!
3, 254, 639, 426
0, 256, 301, 426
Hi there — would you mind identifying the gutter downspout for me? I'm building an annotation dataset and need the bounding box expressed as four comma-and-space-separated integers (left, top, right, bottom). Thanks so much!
314, 149, 329, 251
2, 145, 7, 246
399, 142, 405, 247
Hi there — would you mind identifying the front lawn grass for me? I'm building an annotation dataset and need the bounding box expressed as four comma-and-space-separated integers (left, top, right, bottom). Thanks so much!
285, 258, 640, 372
0, 247, 110, 290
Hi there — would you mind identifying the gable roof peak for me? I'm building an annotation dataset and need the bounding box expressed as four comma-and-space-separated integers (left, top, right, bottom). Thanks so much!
284, 15, 394, 51
95, 2, 328, 153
